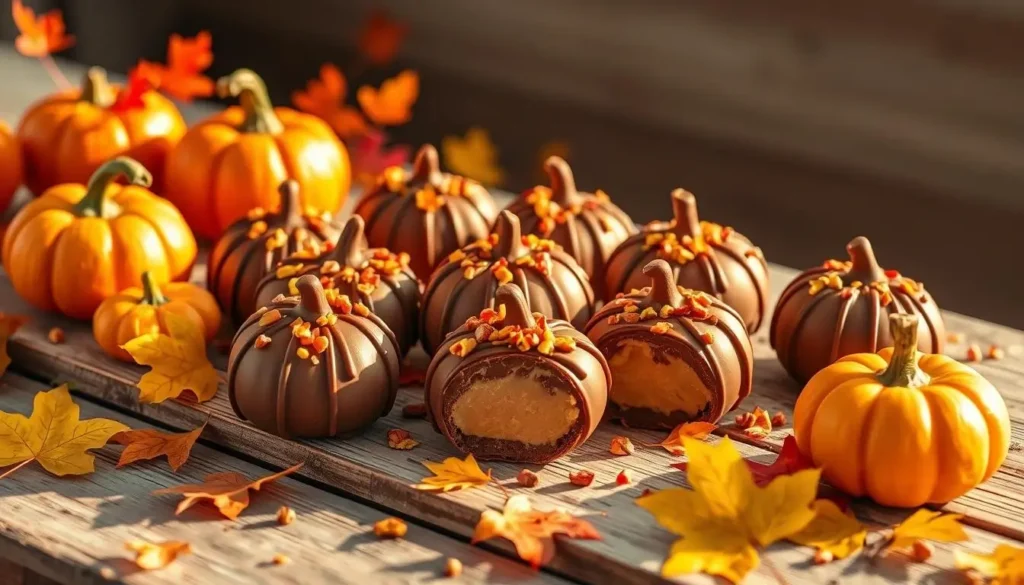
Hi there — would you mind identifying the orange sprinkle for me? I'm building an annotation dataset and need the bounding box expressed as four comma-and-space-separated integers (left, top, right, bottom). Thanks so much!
276, 264, 303, 279
247, 221, 268, 239
650, 322, 672, 335
450, 338, 478, 357
700, 331, 715, 344
312, 336, 330, 354
296, 347, 311, 360
254, 334, 272, 349
987, 345, 1005, 360
259, 309, 283, 326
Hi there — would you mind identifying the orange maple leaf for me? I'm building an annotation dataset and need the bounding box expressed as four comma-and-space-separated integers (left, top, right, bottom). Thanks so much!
415, 454, 492, 492
292, 63, 368, 139
125, 539, 192, 570
473, 495, 601, 569
645, 421, 717, 456
152, 462, 302, 520
0, 312, 28, 377
12, 0, 74, 58
132, 32, 214, 102
357, 70, 419, 127
113, 422, 206, 472
357, 9, 408, 66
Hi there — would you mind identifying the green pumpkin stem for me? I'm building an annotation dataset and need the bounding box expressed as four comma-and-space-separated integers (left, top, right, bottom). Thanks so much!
670, 189, 702, 240
877, 314, 931, 388
216, 69, 284, 134
74, 157, 152, 218
141, 272, 168, 306
846, 236, 886, 283
494, 284, 537, 329
79, 67, 116, 108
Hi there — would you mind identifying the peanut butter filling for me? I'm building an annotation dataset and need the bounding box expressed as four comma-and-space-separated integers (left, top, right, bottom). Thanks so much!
451, 368, 579, 446
607, 339, 712, 415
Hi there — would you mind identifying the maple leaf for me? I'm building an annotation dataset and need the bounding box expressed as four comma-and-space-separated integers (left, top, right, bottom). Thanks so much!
637, 437, 821, 582
113, 422, 206, 472
357, 70, 419, 127
0, 312, 28, 376
415, 454, 492, 492
787, 500, 866, 561
11, 0, 74, 58
152, 462, 302, 520
442, 127, 506, 187
292, 63, 368, 139
133, 32, 215, 102
0, 385, 128, 478
350, 128, 411, 190
648, 421, 717, 455
125, 539, 192, 570
955, 544, 1024, 583
122, 311, 219, 404
357, 9, 408, 65
472, 494, 601, 569
885, 509, 968, 553
111, 68, 154, 113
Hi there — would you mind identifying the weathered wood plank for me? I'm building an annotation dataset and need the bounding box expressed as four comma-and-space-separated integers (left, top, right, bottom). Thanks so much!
0, 373, 569, 585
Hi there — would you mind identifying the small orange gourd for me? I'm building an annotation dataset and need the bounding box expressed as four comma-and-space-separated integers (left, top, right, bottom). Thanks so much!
0, 120, 23, 214
93, 272, 221, 362
794, 313, 1010, 508
165, 68, 350, 240
2, 156, 197, 319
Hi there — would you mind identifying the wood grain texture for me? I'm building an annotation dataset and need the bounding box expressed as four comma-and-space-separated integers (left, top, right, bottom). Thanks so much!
0, 373, 567, 585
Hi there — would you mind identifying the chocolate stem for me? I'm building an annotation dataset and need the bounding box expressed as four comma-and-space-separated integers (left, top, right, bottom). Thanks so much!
543, 156, 581, 208
73, 157, 152, 218
846, 236, 886, 283
494, 284, 537, 329
411, 144, 443, 187
643, 260, 684, 307
876, 314, 930, 388
80, 67, 115, 108
296, 275, 331, 317
330, 216, 369, 268
140, 272, 168, 306
670, 189, 703, 239
216, 69, 284, 134
277, 180, 305, 228
492, 211, 528, 258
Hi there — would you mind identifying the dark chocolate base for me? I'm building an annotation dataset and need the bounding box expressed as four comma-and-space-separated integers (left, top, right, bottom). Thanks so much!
606, 401, 715, 430
452, 431, 584, 465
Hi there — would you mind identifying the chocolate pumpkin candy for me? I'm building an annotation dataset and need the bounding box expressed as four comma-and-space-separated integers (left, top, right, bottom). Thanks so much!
585, 260, 752, 429
208, 180, 341, 327
503, 156, 635, 299
0, 120, 23, 214
794, 313, 1010, 507
353, 144, 499, 280
253, 215, 420, 355
17, 68, 185, 195
770, 236, 945, 384
2, 157, 197, 319
605, 189, 769, 333
228, 275, 400, 439
165, 68, 350, 240
425, 283, 609, 464
420, 210, 595, 356
93, 272, 221, 362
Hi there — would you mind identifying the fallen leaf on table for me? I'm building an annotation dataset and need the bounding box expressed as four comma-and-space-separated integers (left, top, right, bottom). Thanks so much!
357, 70, 419, 126
0, 385, 128, 478
113, 423, 206, 472
125, 539, 192, 570
735, 406, 772, 439
415, 454, 492, 492
292, 63, 368, 139
787, 500, 866, 561
152, 462, 302, 520
12, 0, 74, 58
472, 494, 601, 569
442, 127, 505, 187
0, 312, 28, 376
133, 32, 214, 102
122, 312, 219, 404
387, 428, 419, 450
955, 544, 1024, 582
637, 437, 821, 582
884, 509, 968, 553
746, 434, 816, 486
646, 421, 716, 455
358, 9, 408, 66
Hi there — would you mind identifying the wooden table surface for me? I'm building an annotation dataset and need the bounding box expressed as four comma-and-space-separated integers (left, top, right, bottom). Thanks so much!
1, 50, 1023, 585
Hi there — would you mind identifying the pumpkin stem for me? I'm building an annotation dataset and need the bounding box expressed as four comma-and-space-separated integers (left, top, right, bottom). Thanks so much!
331, 216, 369, 268
670, 189, 703, 240
295, 275, 331, 317
543, 156, 581, 208
80, 67, 116, 108
877, 314, 931, 388
277, 180, 305, 227
845, 236, 886, 283
643, 259, 684, 307
410, 144, 443, 186
216, 69, 284, 134
492, 211, 528, 259
494, 284, 537, 329
74, 157, 152, 218
140, 272, 168, 306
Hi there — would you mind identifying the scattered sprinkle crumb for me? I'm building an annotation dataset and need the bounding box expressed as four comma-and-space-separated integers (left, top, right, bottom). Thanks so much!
568, 470, 595, 487
946, 332, 965, 343
47, 327, 64, 344
517, 469, 539, 488
813, 550, 834, 565
987, 345, 1005, 360
272, 553, 290, 565
374, 517, 407, 539
966, 344, 982, 363
770, 411, 787, 427
276, 506, 296, 526
616, 470, 632, 485
444, 557, 463, 578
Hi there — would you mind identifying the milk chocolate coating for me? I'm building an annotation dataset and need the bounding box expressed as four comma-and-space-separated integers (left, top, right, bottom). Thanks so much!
252, 216, 421, 355
770, 236, 946, 384
425, 284, 609, 464
420, 210, 595, 356
503, 156, 636, 300
228, 275, 400, 439
604, 189, 769, 333
208, 180, 342, 326
353, 144, 499, 281
585, 259, 752, 429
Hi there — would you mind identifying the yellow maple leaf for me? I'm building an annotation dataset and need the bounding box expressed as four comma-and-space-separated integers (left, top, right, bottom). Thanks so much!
0, 312, 28, 376
122, 312, 219, 403
442, 127, 506, 187
885, 509, 968, 552
637, 437, 821, 582
0, 385, 128, 478
415, 454, 492, 492
955, 544, 1024, 583
125, 539, 192, 570
787, 500, 866, 561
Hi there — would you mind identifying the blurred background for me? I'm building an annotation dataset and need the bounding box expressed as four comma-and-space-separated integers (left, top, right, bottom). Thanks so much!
2, 0, 1023, 327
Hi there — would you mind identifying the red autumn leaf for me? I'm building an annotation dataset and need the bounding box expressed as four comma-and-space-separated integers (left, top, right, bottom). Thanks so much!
12, 0, 74, 58
671, 435, 815, 487
357, 9, 409, 66
292, 63, 368, 139
350, 128, 411, 190
111, 68, 154, 113
132, 32, 214, 102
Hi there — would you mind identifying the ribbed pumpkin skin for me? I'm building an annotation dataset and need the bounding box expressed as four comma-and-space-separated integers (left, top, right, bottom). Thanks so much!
0, 121, 23, 214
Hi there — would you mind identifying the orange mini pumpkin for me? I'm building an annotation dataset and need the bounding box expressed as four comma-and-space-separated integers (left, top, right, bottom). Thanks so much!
17, 67, 186, 195
93, 271, 221, 362
0, 120, 23, 214
2, 157, 197, 319
794, 313, 1010, 508
165, 68, 351, 240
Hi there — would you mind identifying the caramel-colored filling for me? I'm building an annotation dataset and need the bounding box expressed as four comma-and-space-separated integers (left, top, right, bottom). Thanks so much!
451, 369, 579, 446
608, 339, 712, 415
